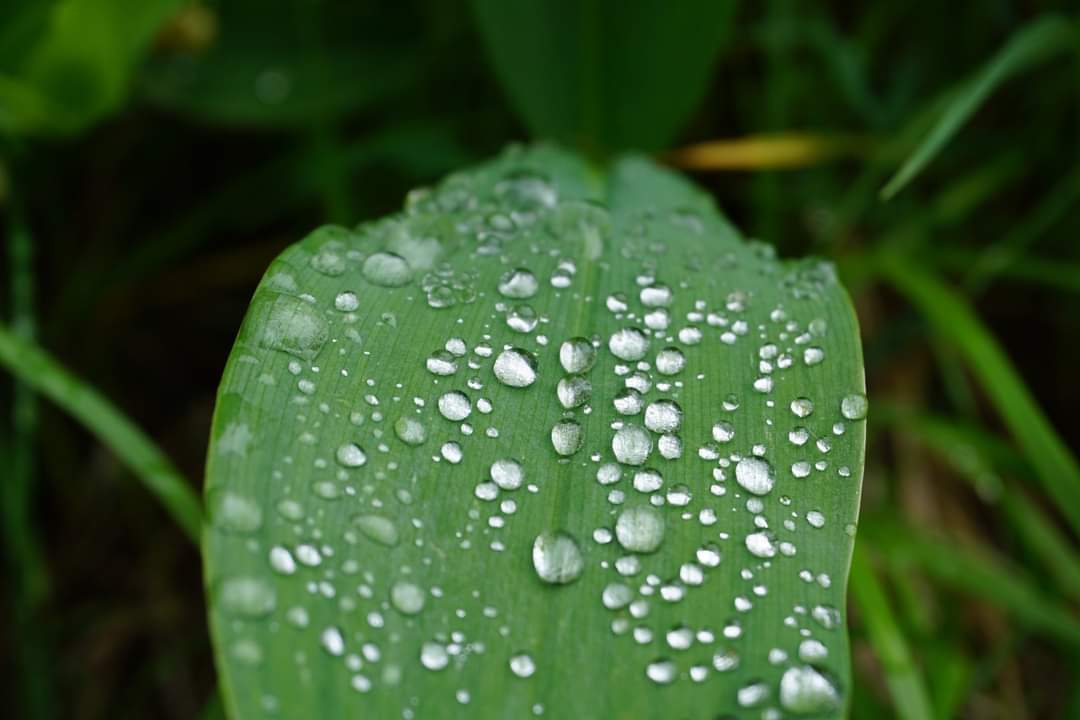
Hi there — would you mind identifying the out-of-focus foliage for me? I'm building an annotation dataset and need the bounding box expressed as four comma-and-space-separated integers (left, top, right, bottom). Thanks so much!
1, 0, 1079, 718
0, 0, 183, 134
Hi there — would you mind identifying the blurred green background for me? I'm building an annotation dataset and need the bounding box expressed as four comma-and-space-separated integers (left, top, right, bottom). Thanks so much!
1, 1, 1079, 718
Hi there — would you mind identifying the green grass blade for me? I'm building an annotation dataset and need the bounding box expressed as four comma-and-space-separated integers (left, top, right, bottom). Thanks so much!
865, 519, 1080, 650
849, 544, 934, 720
205, 144, 866, 719
0, 324, 203, 542
876, 252, 1080, 536
880, 15, 1077, 199
873, 404, 1080, 600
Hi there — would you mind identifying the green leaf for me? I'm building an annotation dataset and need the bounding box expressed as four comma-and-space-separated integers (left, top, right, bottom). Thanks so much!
205, 144, 866, 718
471, 0, 736, 155
0, 0, 183, 135
880, 15, 1077, 199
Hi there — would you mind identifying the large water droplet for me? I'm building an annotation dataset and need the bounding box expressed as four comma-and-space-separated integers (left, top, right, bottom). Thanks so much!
353, 514, 400, 546
253, 293, 328, 361
438, 391, 472, 421
394, 416, 427, 446
645, 659, 677, 685
209, 491, 263, 534
613, 425, 652, 465
780, 665, 841, 714
493, 347, 538, 387
615, 506, 665, 553
217, 577, 276, 618
420, 641, 449, 671
559, 337, 596, 374
655, 347, 686, 375
608, 328, 649, 361
362, 252, 412, 287
735, 457, 775, 495
498, 268, 539, 299
509, 653, 536, 678
336, 442, 368, 468
532, 531, 584, 584
390, 580, 425, 615
644, 400, 682, 434
551, 420, 584, 456
557, 376, 592, 409
840, 392, 869, 420
490, 458, 524, 490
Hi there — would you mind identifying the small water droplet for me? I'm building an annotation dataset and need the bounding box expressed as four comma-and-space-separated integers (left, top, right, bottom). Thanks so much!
609, 328, 649, 361
390, 580, 425, 615
353, 514, 399, 546
735, 457, 775, 495
336, 442, 367, 468
551, 420, 584, 456
498, 268, 539, 299
509, 653, 536, 678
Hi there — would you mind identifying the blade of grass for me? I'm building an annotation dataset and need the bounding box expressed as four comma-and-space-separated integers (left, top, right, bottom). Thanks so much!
965, 163, 1080, 294
876, 252, 1080, 537
849, 544, 935, 720
865, 518, 1080, 649
881, 15, 1077, 199
3, 200, 54, 719
873, 403, 1080, 599
0, 324, 203, 542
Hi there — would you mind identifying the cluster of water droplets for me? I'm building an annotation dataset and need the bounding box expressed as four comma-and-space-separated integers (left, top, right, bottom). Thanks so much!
212, 147, 864, 717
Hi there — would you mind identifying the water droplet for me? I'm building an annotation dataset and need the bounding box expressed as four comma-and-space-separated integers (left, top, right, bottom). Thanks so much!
632, 468, 663, 493
209, 491, 263, 534
509, 653, 536, 678
394, 416, 427, 446
737, 681, 769, 708
217, 577, 276, 618
712, 421, 735, 443
532, 531, 584, 584
268, 546, 296, 575
353, 514, 399, 546
551, 420, 584, 456
490, 458, 524, 490
840, 392, 869, 420
438, 391, 472, 421
493, 347, 538, 388
640, 283, 673, 307
334, 291, 359, 312
804, 346, 825, 366
602, 582, 634, 609
390, 580, 425, 615
253, 293, 329, 361
615, 506, 665, 553
498, 268, 539, 299
645, 659, 677, 685
613, 425, 652, 465
613, 388, 644, 415
559, 337, 596, 374
336, 442, 367, 468
362, 252, 412, 287
426, 350, 458, 376
655, 347, 686, 375
609, 328, 649, 361
420, 641, 449, 671
791, 397, 815, 418
557, 376, 592, 409
735, 457, 775, 495
745, 531, 777, 558
806, 510, 826, 528
644, 400, 682, 433
780, 665, 841, 714
507, 304, 539, 333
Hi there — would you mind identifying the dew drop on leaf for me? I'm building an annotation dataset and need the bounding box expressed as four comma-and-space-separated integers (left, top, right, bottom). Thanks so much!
614, 506, 665, 553
531, 531, 584, 584
493, 347, 538, 387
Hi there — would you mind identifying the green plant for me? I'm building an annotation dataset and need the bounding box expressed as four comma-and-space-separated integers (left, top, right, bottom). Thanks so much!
3, 1, 1079, 719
